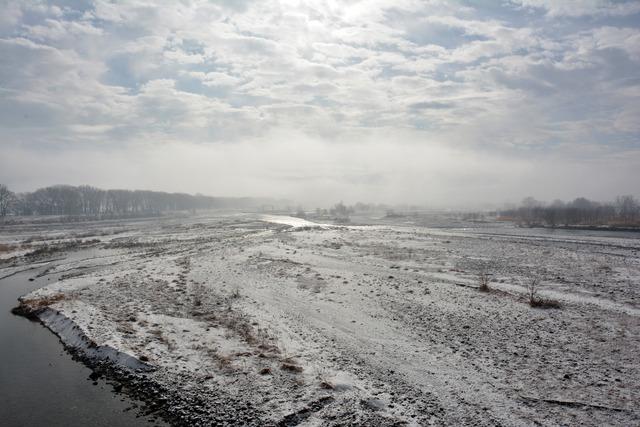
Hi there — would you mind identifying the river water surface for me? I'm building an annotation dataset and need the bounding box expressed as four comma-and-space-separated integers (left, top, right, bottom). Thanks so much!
0, 257, 165, 427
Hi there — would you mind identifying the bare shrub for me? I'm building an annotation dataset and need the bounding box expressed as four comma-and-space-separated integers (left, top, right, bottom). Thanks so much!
526, 278, 561, 309
526, 278, 538, 302
478, 272, 490, 292
315, 366, 334, 389
192, 282, 206, 307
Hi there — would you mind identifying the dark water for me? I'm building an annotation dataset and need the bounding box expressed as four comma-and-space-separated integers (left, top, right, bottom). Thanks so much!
0, 264, 165, 427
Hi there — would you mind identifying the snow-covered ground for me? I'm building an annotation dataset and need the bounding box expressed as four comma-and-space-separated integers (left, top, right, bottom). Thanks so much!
3, 213, 639, 426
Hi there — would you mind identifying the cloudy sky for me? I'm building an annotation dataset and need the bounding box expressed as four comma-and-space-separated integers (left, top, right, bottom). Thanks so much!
1, 0, 639, 207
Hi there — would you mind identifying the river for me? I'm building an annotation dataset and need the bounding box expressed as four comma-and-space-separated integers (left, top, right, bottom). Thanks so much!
0, 255, 165, 427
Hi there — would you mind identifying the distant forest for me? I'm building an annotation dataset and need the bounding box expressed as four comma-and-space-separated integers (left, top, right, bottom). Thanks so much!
500, 196, 640, 228
0, 184, 274, 217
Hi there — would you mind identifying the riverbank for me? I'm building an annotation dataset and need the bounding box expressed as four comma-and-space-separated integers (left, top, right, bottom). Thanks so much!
511, 223, 640, 233
2, 213, 639, 426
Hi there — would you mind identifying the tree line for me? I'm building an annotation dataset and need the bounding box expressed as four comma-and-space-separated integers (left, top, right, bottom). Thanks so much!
500, 195, 640, 228
0, 184, 269, 217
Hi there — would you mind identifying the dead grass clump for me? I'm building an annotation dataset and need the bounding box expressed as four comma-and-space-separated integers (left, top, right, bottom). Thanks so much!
259, 367, 272, 375
530, 297, 562, 309
13, 292, 74, 318
315, 367, 334, 389
527, 278, 562, 309
218, 310, 270, 351
232, 319, 255, 342
0, 243, 14, 253
26, 244, 56, 257
21, 293, 69, 309
215, 352, 234, 369
177, 256, 191, 269
150, 328, 177, 351
281, 362, 304, 373
204, 297, 282, 357
320, 381, 335, 389
204, 347, 218, 359
254, 327, 279, 353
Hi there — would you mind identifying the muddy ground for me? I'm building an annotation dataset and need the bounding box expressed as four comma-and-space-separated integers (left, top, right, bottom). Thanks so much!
2, 213, 639, 426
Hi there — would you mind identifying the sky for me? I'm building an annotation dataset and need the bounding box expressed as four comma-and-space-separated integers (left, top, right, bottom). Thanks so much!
0, 0, 639, 208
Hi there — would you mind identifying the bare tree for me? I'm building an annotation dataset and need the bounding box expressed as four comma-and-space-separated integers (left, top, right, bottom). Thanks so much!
616, 195, 639, 224
0, 184, 275, 217
501, 195, 640, 228
0, 184, 15, 217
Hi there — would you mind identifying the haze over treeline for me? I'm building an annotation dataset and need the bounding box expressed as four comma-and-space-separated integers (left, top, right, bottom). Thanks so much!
1, 183, 639, 230
0, 184, 281, 217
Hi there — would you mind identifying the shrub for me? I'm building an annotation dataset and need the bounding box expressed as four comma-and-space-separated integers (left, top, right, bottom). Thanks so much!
526, 278, 561, 309
192, 282, 206, 307
478, 272, 490, 292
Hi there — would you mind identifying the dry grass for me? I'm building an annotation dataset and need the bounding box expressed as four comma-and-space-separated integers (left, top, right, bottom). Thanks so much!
196, 304, 280, 358
150, 328, 177, 351
25, 239, 99, 258
315, 366, 334, 389
216, 352, 234, 367
176, 256, 191, 269
0, 243, 14, 253
21, 293, 69, 309
281, 362, 304, 373
13, 292, 77, 318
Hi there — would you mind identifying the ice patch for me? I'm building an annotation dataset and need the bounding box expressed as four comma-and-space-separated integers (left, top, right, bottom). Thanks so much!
260, 215, 328, 228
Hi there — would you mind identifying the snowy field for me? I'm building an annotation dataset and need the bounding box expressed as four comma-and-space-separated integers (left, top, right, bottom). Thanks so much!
2, 213, 639, 426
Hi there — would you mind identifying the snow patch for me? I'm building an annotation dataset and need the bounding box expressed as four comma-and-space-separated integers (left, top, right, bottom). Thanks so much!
35, 305, 153, 372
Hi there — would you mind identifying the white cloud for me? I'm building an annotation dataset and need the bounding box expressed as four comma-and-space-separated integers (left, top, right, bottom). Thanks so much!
0, 0, 638, 204
510, 0, 640, 17
591, 26, 640, 60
